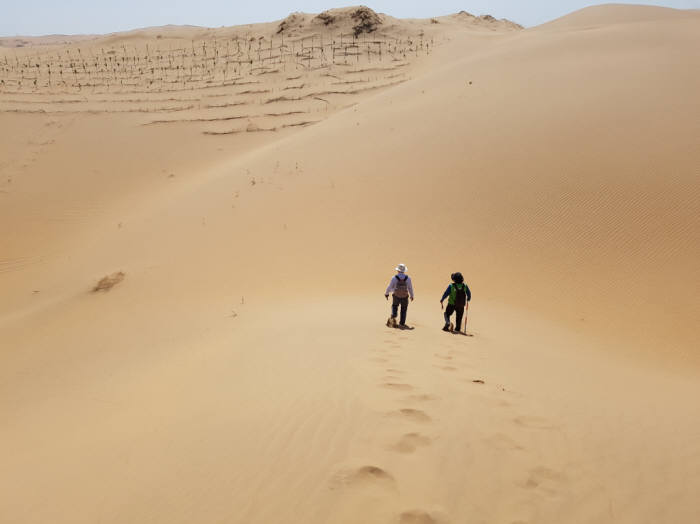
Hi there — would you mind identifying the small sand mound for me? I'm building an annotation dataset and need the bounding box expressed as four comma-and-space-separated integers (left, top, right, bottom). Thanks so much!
276, 13, 307, 34
93, 271, 125, 292
452, 10, 523, 30
311, 6, 383, 36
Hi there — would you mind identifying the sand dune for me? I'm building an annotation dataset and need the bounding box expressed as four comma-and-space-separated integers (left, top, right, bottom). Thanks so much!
541, 3, 700, 28
1, 4, 699, 524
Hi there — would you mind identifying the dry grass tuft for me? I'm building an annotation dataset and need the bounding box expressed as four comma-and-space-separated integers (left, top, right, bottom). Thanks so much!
93, 271, 125, 292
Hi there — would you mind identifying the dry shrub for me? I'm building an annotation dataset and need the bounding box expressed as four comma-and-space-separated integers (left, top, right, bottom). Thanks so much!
277, 13, 304, 34
352, 7, 382, 36
93, 271, 125, 292
315, 12, 336, 26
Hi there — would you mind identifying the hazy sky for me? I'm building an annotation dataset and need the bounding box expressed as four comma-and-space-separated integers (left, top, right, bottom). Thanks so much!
2, 1, 699, 36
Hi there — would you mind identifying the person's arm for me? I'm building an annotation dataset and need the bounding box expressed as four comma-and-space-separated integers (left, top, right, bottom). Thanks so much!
465, 284, 472, 302
440, 285, 451, 304
408, 277, 414, 300
385, 276, 396, 297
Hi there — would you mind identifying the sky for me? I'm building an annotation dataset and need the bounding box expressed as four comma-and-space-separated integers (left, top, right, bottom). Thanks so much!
2, 0, 699, 37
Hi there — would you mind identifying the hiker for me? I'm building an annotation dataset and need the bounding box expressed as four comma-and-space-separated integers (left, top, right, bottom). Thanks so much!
440, 272, 471, 332
385, 263, 414, 328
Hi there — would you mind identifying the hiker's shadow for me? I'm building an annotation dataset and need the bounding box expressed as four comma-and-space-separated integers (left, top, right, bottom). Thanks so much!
386, 325, 416, 331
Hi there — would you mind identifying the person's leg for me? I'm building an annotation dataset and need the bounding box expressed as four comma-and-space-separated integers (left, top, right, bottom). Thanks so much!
399, 297, 408, 325
455, 306, 464, 332
391, 295, 399, 319
444, 304, 455, 328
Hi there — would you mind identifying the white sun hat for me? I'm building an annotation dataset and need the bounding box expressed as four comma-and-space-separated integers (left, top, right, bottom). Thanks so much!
395, 263, 407, 273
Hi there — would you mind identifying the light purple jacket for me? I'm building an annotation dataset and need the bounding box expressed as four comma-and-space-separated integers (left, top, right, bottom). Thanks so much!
385, 273, 414, 299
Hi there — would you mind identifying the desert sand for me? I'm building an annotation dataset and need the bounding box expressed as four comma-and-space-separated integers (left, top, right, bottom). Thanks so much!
1, 4, 699, 523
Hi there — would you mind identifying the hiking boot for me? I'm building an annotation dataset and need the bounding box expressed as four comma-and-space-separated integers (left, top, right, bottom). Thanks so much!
442, 324, 451, 332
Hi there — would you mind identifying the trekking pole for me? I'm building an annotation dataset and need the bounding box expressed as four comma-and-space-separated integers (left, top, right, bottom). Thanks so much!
464, 302, 469, 332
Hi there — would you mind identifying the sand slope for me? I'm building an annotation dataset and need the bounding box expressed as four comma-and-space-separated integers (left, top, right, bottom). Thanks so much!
541, 3, 700, 28
1, 5, 699, 524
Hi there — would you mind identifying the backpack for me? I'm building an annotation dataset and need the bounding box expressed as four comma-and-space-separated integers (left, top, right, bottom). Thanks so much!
453, 283, 467, 307
394, 274, 409, 298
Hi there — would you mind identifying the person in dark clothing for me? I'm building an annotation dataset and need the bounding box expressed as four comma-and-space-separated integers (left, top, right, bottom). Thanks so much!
440, 272, 471, 332
385, 263, 415, 328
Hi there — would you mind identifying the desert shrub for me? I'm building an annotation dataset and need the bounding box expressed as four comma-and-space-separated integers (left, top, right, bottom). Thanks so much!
93, 271, 125, 292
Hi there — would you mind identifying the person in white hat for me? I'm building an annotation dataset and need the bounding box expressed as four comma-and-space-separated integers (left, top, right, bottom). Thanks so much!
384, 263, 414, 328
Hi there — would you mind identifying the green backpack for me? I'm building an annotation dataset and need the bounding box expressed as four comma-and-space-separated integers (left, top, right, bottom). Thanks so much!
451, 283, 467, 307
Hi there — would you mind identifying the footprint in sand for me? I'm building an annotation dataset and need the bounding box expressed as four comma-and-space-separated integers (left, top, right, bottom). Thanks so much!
393, 408, 432, 423
403, 394, 438, 403
520, 466, 568, 495
370, 357, 389, 363
330, 465, 396, 490
382, 383, 414, 391
390, 433, 431, 454
386, 368, 404, 375
399, 509, 448, 524
483, 433, 524, 452
434, 354, 453, 361
513, 416, 559, 430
